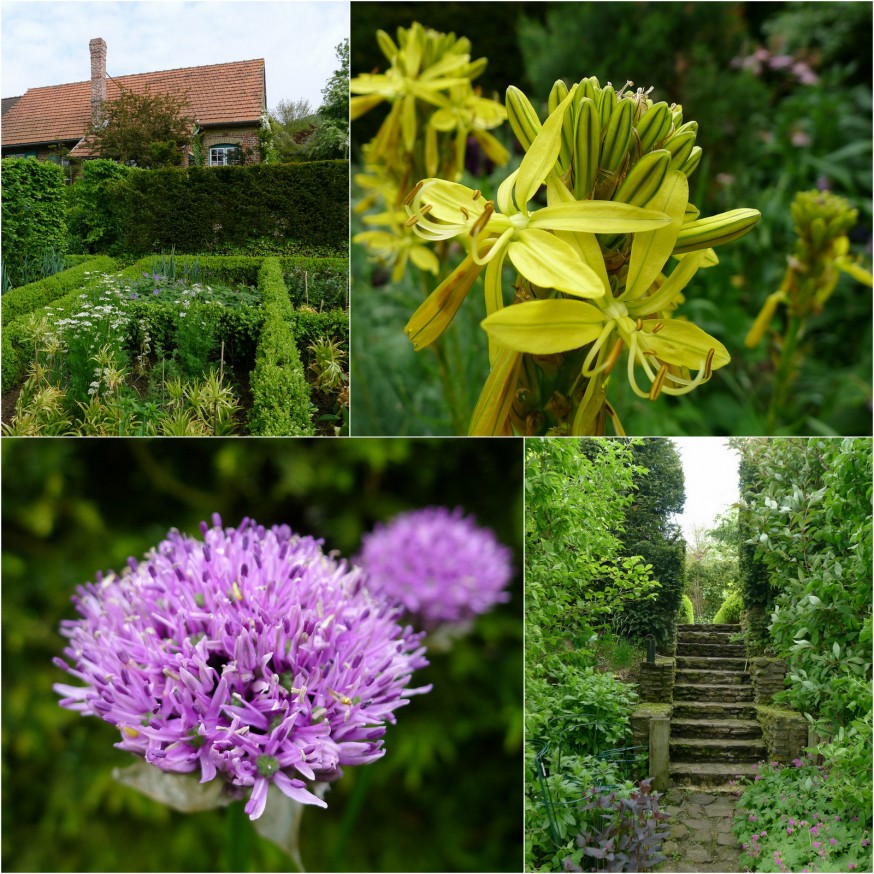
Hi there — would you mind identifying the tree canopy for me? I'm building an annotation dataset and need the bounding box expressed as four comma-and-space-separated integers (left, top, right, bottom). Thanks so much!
86, 88, 194, 168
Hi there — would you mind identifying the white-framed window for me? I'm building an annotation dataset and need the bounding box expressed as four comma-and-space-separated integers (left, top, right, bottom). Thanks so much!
208, 144, 242, 166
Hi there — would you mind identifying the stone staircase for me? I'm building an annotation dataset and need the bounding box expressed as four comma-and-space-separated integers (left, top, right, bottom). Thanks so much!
670, 623, 765, 790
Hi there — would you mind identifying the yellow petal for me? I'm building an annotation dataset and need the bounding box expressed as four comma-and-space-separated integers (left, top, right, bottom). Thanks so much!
481, 299, 606, 355
414, 179, 487, 224
429, 108, 458, 132
626, 170, 688, 300
472, 129, 511, 166
404, 249, 489, 350
638, 320, 730, 370
508, 229, 604, 298
350, 94, 385, 120
484, 249, 509, 366
408, 245, 440, 275
530, 201, 671, 235
468, 345, 522, 436
515, 87, 576, 209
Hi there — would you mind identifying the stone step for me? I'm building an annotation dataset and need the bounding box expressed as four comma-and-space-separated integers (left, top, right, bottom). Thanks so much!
673, 683, 755, 703
677, 624, 741, 633
672, 701, 758, 721
676, 630, 738, 645
671, 719, 763, 740
675, 656, 748, 672
671, 737, 767, 763
676, 642, 747, 657
675, 668, 750, 686
670, 761, 758, 789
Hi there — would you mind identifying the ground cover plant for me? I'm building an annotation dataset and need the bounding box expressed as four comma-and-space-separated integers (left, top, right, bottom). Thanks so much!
729, 437, 872, 873
1, 255, 348, 436
1, 438, 522, 873
351, 4, 872, 435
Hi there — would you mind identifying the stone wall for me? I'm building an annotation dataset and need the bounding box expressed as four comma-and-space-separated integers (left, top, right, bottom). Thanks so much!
757, 705, 807, 762
639, 656, 676, 703
750, 657, 787, 704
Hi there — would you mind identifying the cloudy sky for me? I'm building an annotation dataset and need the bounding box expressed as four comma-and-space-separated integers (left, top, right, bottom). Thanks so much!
671, 438, 739, 541
1, 1, 348, 110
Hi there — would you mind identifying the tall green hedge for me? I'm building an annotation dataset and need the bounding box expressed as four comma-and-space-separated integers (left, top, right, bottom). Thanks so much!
66, 159, 139, 255
112, 161, 347, 254
1, 158, 68, 286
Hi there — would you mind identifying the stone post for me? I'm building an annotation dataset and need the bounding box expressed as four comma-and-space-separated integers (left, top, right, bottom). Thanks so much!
649, 717, 670, 791
90, 37, 107, 121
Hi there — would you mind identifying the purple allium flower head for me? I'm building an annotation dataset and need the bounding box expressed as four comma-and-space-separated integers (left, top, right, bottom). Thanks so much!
54, 516, 430, 820
356, 506, 513, 629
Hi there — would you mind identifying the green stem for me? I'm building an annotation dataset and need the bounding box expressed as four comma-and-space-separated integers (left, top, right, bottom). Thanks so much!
767, 315, 804, 432
224, 800, 252, 873
329, 767, 375, 871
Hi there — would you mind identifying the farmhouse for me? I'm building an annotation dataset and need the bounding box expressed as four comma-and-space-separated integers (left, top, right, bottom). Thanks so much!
1, 38, 267, 167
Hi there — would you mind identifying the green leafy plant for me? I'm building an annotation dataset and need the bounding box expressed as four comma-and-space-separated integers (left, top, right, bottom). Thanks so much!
713, 590, 744, 624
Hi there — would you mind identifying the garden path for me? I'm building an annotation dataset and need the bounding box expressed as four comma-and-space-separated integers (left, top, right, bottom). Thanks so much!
658, 788, 741, 872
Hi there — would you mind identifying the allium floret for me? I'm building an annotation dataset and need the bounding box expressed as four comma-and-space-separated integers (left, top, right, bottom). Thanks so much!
357, 506, 513, 629
54, 515, 430, 820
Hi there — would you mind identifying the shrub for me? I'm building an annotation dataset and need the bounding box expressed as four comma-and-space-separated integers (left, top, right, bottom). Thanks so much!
677, 594, 695, 624
281, 257, 348, 309
247, 258, 313, 436
564, 780, 670, 873
111, 161, 347, 255
713, 590, 744, 624
66, 159, 139, 254
1, 257, 116, 323
1, 158, 68, 287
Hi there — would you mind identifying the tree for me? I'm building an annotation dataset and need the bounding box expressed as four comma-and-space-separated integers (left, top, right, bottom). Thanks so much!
684, 523, 738, 622
270, 98, 319, 163
86, 87, 194, 168
613, 438, 687, 644
270, 39, 349, 162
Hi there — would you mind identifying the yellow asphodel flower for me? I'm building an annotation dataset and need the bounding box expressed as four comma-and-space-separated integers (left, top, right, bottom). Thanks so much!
350, 24, 487, 159
404, 87, 672, 355
354, 210, 439, 284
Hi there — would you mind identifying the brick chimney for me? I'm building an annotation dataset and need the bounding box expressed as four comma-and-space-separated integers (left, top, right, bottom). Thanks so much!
89, 37, 107, 120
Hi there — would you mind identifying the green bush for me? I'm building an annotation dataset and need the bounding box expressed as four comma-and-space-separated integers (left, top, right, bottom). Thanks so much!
1, 158, 68, 287
112, 162, 348, 255
281, 257, 348, 309
247, 258, 313, 436
677, 594, 695, 624
713, 591, 744, 624
66, 159, 139, 254
1, 257, 116, 323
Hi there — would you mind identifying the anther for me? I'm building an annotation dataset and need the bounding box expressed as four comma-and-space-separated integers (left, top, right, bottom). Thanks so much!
649, 364, 669, 401
403, 181, 424, 206
472, 190, 482, 201
635, 318, 644, 331
652, 322, 665, 333
704, 348, 715, 380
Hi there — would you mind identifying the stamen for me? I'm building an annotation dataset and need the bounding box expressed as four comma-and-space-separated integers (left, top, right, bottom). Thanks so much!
469, 201, 495, 238
403, 181, 424, 206
649, 364, 669, 401
652, 322, 665, 333
704, 348, 715, 380
602, 338, 624, 375
635, 318, 644, 331
404, 213, 420, 228
460, 207, 470, 220
472, 190, 482, 201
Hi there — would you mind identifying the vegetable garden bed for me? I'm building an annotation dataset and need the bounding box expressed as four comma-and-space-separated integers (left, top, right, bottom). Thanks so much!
1, 254, 348, 436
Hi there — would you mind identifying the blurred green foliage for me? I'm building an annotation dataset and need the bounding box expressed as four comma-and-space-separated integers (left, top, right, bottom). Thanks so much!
1, 437, 522, 872
351, 1, 872, 436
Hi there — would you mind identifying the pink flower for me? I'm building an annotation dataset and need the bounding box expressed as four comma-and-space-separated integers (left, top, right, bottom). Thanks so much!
813, 842, 821, 849
787, 827, 793, 835
862, 839, 870, 848
829, 838, 837, 846
755, 774, 763, 781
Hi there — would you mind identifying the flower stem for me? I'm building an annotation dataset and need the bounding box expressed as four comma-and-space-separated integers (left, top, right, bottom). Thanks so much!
767, 315, 803, 432
225, 800, 252, 873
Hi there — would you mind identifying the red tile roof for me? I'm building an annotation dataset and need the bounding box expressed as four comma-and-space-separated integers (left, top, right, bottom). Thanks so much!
2, 58, 265, 148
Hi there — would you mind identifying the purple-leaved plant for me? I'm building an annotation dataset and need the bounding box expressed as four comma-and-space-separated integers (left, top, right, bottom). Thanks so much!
356, 506, 513, 630
54, 515, 430, 820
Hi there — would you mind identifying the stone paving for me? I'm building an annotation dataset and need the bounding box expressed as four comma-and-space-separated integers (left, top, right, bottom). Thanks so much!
657, 788, 742, 873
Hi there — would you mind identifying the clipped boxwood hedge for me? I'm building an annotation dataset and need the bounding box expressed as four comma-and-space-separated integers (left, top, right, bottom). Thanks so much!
1, 256, 116, 323
113, 161, 347, 255
247, 258, 314, 436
